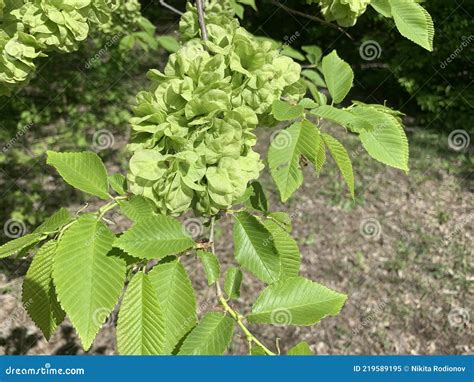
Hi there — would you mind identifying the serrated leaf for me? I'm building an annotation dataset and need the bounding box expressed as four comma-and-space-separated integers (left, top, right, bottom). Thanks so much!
263, 219, 300, 280
390, 0, 434, 51
281, 45, 305, 61
298, 98, 319, 109
301, 69, 326, 88
304, 80, 327, 106
268, 121, 320, 202
197, 251, 220, 286
302, 45, 322, 65
34, 208, 72, 234
178, 312, 234, 355
354, 106, 409, 171
244, 181, 268, 213
46, 151, 109, 199
321, 133, 355, 198
288, 341, 313, 355
272, 100, 304, 121
267, 212, 292, 232
224, 267, 243, 299
115, 215, 194, 259
311, 105, 371, 133
233, 212, 280, 284
0, 233, 43, 259
22, 241, 65, 340
321, 50, 354, 104
117, 272, 165, 355
53, 214, 126, 350
370, 0, 392, 17
248, 276, 347, 325
157, 35, 180, 53
108, 174, 127, 195
250, 344, 268, 355
237, 0, 257, 11
118, 195, 156, 222
149, 260, 197, 354
315, 136, 327, 175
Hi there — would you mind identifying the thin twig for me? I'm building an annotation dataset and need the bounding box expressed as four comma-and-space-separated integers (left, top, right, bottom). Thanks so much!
195, 0, 209, 41
270, 0, 354, 41
159, 0, 183, 15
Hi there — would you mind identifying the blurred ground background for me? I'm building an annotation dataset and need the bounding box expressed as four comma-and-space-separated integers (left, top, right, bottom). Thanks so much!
0, 0, 472, 355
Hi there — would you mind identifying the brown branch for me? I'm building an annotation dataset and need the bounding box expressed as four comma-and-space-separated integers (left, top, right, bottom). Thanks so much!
270, 0, 354, 41
195, 0, 209, 41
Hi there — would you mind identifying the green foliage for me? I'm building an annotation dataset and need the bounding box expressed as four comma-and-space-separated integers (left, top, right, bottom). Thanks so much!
114, 215, 195, 259
117, 271, 166, 355
22, 240, 65, 340
148, 259, 197, 353
249, 276, 347, 325
52, 214, 126, 350
0, 0, 428, 356
179, 312, 235, 355
46, 151, 110, 199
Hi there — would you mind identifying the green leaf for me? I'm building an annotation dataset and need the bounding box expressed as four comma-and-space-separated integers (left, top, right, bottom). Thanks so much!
0, 233, 43, 259
321, 50, 354, 104
224, 267, 243, 299
22, 241, 65, 340
288, 341, 313, 355
248, 276, 347, 325
271, 100, 304, 121
233, 212, 280, 284
302, 45, 322, 65
250, 344, 268, 355
354, 107, 409, 171
244, 181, 268, 213
298, 98, 319, 109
370, 0, 392, 17
34, 208, 72, 234
157, 35, 181, 53
390, 0, 434, 51
237, 0, 257, 11
108, 174, 127, 195
281, 45, 305, 61
197, 251, 220, 286
267, 212, 292, 232
321, 133, 355, 198
118, 195, 156, 222
115, 215, 194, 259
263, 219, 300, 280
268, 121, 320, 202
46, 151, 109, 199
304, 80, 327, 106
178, 312, 234, 355
311, 105, 371, 133
315, 136, 327, 175
149, 260, 197, 354
53, 214, 126, 350
301, 69, 326, 88
117, 272, 166, 355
